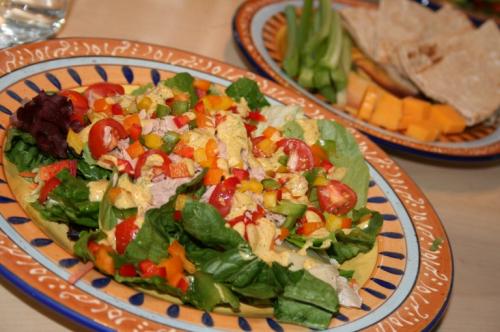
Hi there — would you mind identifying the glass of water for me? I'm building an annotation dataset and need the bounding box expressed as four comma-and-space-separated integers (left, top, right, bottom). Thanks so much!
0, 0, 70, 48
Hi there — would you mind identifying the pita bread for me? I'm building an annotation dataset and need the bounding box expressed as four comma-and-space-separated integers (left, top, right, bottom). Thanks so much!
340, 7, 378, 58
403, 21, 500, 125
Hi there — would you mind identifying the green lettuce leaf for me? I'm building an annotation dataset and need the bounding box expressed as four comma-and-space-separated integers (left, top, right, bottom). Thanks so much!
4, 128, 55, 172
77, 159, 111, 180
164, 72, 197, 106
225, 77, 270, 110
317, 119, 369, 208
283, 120, 304, 139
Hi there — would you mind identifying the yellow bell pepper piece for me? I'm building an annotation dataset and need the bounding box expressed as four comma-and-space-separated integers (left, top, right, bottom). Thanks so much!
175, 194, 189, 211
313, 176, 329, 187
325, 214, 343, 232
263, 190, 278, 209
143, 133, 163, 150
67, 128, 84, 155
239, 180, 264, 193
137, 96, 152, 111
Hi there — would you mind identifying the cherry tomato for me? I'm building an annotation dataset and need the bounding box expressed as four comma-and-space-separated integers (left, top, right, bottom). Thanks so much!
38, 160, 77, 182
117, 159, 134, 176
231, 168, 249, 181
59, 90, 89, 126
276, 138, 314, 171
139, 259, 166, 278
209, 177, 240, 217
88, 118, 128, 160
111, 103, 124, 115
247, 111, 266, 122
177, 277, 189, 293
134, 149, 171, 179
38, 177, 61, 203
115, 216, 139, 254
317, 180, 357, 215
119, 263, 137, 277
83, 82, 125, 101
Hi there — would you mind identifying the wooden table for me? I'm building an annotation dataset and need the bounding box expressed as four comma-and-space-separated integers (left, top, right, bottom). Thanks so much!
1, 1, 499, 331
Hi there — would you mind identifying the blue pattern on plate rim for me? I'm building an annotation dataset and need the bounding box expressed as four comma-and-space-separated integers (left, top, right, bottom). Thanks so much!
58, 258, 80, 268
0, 58, 420, 332
238, 316, 252, 331
201, 312, 213, 327
121, 65, 134, 84
0, 105, 12, 115
166, 304, 180, 318
6, 216, 31, 224
24, 80, 41, 93
379, 265, 405, 275
6, 90, 22, 103
95, 65, 108, 81
67, 67, 82, 86
92, 277, 112, 289
30, 238, 53, 247
45, 72, 61, 90
129, 292, 145, 306
151, 69, 160, 86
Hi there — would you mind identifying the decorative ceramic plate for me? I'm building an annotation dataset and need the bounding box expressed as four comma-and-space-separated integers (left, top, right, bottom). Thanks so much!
0, 38, 452, 331
233, 0, 500, 162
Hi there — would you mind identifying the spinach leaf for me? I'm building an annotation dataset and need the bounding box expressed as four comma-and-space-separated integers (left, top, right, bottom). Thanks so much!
317, 120, 369, 208
77, 159, 111, 180
130, 83, 153, 96
164, 72, 197, 106
181, 201, 245, 250
327, 211, 383, 263
82, 143, 97, 165
34, 169, 99, 228
274, 297, 332, 330
283, 120, 304, 139
98, 179, 117, 231
225, 77, 270, 110
174, 168, 207, 196
123, 203, 179, 264
186, 271, 240, 311
112, 207, 138, 219
4, 128, 55, 172
73, 230, 106, 262
339, 269, 354, 280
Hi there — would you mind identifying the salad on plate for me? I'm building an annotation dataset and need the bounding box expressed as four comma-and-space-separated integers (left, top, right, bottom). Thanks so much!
4, 72, 383, 329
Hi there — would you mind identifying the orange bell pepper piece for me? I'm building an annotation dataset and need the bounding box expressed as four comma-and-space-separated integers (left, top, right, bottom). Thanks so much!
341, 218, 353, 229
278, 227, 290, 241
205, 139, 218, 159
195, 112, 210, 128
94, 246, 115, 275
263, 127, 279, 139
94, 98, 112, 114
311, 144, 328, 166
296, 222, 325, 236
204, 168, 223, 185
127, 140, 145, 159
203, 95, 233, 111
107, 187, 123, 204
173, 142, 194, 159
194, 79, 211, 91
123, 114, 142, 136
169, 162, 190, 178
168, 240, 196, 273
159, 255, 184, 287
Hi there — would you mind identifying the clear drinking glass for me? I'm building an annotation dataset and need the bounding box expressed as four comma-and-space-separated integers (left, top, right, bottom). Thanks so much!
0, 0, 69, 48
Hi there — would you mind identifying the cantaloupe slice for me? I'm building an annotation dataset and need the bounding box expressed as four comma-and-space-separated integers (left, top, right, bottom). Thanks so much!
347, 72, 370, 109
357, 86, 380, 121
400, 97, 431, 130
429, 104, 466, 134
405, 120, 441, 142
369, 92, 403, 131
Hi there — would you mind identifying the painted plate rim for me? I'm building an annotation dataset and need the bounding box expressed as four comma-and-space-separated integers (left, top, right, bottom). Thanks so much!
0, 37, 453, 332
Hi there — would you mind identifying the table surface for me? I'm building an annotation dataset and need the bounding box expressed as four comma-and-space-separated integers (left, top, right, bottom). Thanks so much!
1, 1, 499, 331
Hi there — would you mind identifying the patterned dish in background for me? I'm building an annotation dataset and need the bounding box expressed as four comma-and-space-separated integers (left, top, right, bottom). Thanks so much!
233, 0, 500, 162
0, 38, 452, 331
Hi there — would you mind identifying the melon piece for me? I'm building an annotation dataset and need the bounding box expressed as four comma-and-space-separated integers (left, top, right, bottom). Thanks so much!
357, 86, 380, 121
400, 97, 431, 130
369, 92, 403, 131
347, 72, 370, 109
429, 104, 466, 134
405, 120, 441, 142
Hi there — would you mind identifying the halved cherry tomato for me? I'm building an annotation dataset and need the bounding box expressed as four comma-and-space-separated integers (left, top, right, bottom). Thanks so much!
39, 160, 77, 182
60, 90, 89, 126
119, 264, 137, 277
134, 149, 171, 179
87, 240, 101, 256
276, 138, 314, 171
84, 82, 125, 101
139, 259, 166, 278
231, 168, 249, 181
38, 177, 61, 203
208, 177, 240, 217
88, 118, 128, 159
317, 180, 357, 215
111, 103, 124, 115
244, 123, 257, 136
115, 216, 139, 254
247, 111, 266, 122
177, 277, 189, 293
